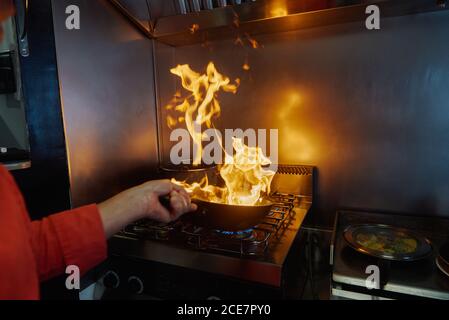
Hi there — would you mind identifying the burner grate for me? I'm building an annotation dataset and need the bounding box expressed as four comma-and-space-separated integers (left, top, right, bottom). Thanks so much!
119, 192, 298, 256
181, 224, 271, 256
122, 220, 176, 241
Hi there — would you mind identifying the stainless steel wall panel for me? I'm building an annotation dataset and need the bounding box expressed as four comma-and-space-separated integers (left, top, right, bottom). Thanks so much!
155, 11, 449, 226
52, 0, 159, 207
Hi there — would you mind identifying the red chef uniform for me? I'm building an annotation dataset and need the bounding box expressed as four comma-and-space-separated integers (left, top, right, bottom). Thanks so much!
0, 165, 107, 299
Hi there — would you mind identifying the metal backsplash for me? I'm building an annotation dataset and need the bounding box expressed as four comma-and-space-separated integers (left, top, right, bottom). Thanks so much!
52, 0, 159, 207
155, 10, 449, 227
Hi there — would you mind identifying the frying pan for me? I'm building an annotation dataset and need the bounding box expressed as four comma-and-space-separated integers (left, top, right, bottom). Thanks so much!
158, 164, 273, 231
344, 224, 433, 262
190, 198, 274, 231
159, 195, 273, 231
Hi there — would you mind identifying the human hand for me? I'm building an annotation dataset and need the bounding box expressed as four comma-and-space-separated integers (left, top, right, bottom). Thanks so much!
129, 179, 197, 223
98, 180, 197, 238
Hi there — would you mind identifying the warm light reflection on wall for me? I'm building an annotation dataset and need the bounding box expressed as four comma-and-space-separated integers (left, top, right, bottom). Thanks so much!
269, 1, 288, 18
129, 129, 158, 157
270, 7, 288, 18
278, 91, 314, 163
69, 130, 99, 181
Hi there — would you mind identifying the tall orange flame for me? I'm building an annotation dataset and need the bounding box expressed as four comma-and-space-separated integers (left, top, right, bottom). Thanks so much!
220, 137, 275, 205
167, 62, 238, 166
167, 62, 275, 205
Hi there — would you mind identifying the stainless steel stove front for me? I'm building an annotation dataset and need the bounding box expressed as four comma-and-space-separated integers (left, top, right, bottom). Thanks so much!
108, 196, 311, 287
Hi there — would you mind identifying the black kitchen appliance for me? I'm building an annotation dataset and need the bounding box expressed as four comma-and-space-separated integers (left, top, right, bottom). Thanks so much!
93, 165, 315, 299
0, 51, 16, 94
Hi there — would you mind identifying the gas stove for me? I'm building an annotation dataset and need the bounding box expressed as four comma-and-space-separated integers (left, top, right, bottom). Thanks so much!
121, 192, 299, 257
94, 165, 315, 299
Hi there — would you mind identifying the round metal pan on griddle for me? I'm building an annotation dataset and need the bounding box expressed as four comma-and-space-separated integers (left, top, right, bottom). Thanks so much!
344, 224, 433, 262
436, 257, 449, 277
436, 242, 449, 277
439, 242, 449, 266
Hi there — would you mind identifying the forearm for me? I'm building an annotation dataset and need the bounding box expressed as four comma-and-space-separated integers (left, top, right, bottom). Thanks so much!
97, 190, 145, 239
30, 205, 107, 281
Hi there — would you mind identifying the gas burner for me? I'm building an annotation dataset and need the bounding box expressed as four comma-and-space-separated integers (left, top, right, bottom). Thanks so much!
179, 222, 271, 255
206, 229, 270, 256
213, 228, 254, 240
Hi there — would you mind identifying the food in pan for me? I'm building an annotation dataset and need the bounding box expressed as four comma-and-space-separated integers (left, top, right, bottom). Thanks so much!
356, 232, 418, 255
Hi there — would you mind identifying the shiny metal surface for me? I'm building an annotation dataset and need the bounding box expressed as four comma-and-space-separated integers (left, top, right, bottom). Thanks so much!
436, 257, 449, 278
110, 199, 310, 287
155, 10, 449, 227
107, 1, 449, 46
179, 0, 188, 14
343, 224, 432, 262
52, 0, 159, 206
109, 166, 313, 286
203, 0, 213, 10
152, 0, 449, 46
191, 0, 201, 12
114, 0, 152, 21
109, 0, 153, 35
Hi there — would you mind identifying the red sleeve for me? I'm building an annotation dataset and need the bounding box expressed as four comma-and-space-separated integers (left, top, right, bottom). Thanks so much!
30, 205, 108, 282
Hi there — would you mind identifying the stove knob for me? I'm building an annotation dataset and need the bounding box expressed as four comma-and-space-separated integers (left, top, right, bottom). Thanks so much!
102, 271, 120, 289
127, 276, 144, 295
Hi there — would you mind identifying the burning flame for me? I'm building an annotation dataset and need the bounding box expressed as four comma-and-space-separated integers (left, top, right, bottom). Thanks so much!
166, 63, 275, 205
167, 62, 238, 166
220, 137, 275, 205
173, 136, 275, 206
189, 24, 199, 34
245, 33, 260, 49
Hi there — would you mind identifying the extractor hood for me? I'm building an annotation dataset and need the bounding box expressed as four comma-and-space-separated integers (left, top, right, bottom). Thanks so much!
110, 0, 449, 46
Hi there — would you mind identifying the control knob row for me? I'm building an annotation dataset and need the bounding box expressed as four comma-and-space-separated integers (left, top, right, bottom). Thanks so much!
102, 271, 144, 294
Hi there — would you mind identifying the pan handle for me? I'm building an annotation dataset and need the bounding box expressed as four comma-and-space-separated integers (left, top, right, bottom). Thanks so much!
159, 195, 172, 210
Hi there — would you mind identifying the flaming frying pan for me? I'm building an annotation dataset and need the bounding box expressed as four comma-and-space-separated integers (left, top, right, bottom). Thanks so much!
190, 198, 273, 231
159, 194, 273, 231
158, 164, 274, 231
